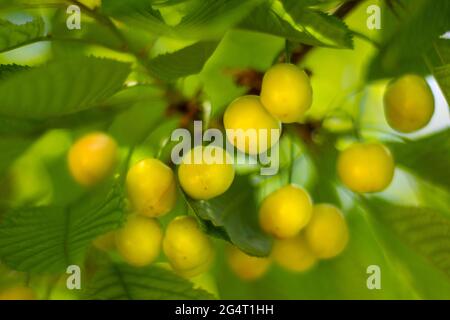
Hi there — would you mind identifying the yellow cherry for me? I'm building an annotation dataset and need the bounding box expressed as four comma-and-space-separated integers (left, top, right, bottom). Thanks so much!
68, 132, 118, 187
259, 184, 313, 239
384, 74, 434, 133
178, 146, 235, 200
260, 63, 313, 123
115, 215, 163, 267
227, 246, 271, 281
223, 95, 281, 154
272, 234, 317, 272
304, 204, 349, 259
126, 158, 177, 217
0, 286, 36, 300
337, 142, 394, 193
163, 216, 214, 278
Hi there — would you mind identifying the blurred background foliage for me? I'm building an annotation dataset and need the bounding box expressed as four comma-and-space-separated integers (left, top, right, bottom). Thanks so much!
0, 0, 449, 299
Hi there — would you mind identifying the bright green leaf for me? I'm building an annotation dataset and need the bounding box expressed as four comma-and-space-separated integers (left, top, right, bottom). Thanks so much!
0, 183, 125, 273
365, 199, 450, 292
239, 1, 353, 48
175, 0, 262, 39
147, 41, 219, 81
0, 17, 46, 53
0, 56, 131, 120
85, 263, 215, 300
389, 129, 450, 190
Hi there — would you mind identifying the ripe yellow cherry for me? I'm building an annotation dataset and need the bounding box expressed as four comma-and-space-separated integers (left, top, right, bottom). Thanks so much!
337, 142, 394, 193
304, 204, 349, 259
68, 132, 118, 187
223, 95, 281, 154
260, 63, 313, 123
259, 184, 313, 239
178, 146, 235, 200
126, 158, 176, 217
272, 234, 316, 272
0, 286, 36, 300
227, 246, 270, 281
384, 74, 435, 133
163, 216, 214, 277
115, 215, 163, 267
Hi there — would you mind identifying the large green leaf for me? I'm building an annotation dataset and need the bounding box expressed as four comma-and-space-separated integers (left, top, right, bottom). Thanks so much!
364, 198, 450, 298
0, 56, 131, 120
0, 183, 125, 273
368, 0, 450, 79
238, 0, 352, 48
389, 129, 450, 190
85, 263, 214, 300
186, 176, 272, 257
0, 17, 46, 53
147, 41, 219, 81
366, 199, 450, 278
284, 5, 353, 48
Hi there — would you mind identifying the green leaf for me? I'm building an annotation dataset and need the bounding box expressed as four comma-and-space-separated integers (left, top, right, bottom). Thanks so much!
433, 64, 450, 103
186, 176, 272, 257
368, 0, 450, 79
0, 56, 131, 120
175, 0, 262, 39
389, 129, 450, 189
238, 1, 353, 48
0, 17, 46, 53
0, 136, 32, 177
147, 41, 219, 81
0, 64, 30, 80
102, 0, 172, 35
85, 263, 215, 300
284, 7, 353, 48
427, 39, 450, 103
0, 184, 125, 273
365, 199, 450, 282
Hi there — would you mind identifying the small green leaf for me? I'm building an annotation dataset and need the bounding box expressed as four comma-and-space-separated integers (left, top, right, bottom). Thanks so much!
102, 0, 172, 35
175, 0, 262, 38
0, 17, 46, 53
147, 41, 219, 81
239, 1, 353, 48
85, 263, 215, 300
186, 176, 272, 257
389, 129, 450, 189
0, 183, 125, 273
0, 56, 131, 120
